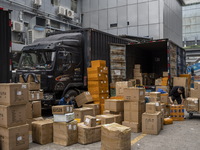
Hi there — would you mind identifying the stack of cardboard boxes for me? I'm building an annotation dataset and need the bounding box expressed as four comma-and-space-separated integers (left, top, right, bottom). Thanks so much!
190, 81, 200, 98
133, 64, 143, 85
101, 123, 131, 150
0, 83, 29, 150
142, 102, 162, 135
52, 105, 78, 146
122, 87, 145, 133
78, 115, 101, 144
87, 60, 109, 114
115, 81, 132, 97
19, 75, 44, 130
185, 97, 199, 112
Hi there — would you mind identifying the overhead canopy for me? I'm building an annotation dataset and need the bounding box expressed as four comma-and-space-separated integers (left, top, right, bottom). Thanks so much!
179, 0, 200, 5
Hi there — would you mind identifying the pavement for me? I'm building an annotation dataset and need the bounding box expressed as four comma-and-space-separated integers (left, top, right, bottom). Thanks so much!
29, 113, 200, 150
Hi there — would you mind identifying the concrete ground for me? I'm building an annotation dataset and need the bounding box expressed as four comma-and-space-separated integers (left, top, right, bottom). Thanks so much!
29, 113, 200, 150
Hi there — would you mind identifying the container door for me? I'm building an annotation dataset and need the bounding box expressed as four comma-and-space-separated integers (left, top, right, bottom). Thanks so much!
109, 44, 126, 84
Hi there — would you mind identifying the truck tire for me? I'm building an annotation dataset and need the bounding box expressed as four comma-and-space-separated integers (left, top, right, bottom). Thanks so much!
64, 90, 79, 108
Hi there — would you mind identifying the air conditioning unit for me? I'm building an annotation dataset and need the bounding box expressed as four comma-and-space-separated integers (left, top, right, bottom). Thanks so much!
34, 0, 42, 6
27, 29, 45, 44
58, 6, 66, 16
12, 21, 23, 32
66, 9, 74, 19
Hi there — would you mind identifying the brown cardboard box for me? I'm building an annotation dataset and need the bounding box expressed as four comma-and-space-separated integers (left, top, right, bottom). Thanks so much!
53, 120, 78, 146
52, 105, 73, 115
105, 99, 124, 112
173, 77, 188, 87
122, 121, 141, 133
115, 81, 132, 96
134, 72, 142, 77
134, 64, 141, 69
156, 86, 169, 93
74, 107, 93, 122
124, 111, 142, 123
123, 87, 145, 101
19, 74, 41, 83
0, 83, 28, 106
26, 102, 33, 119
96, 115, 115, 124
134, 77, 143, 85
105, 114, 122, 124
87, 67, 108, 75
0, 124, 29, 150
88, 80, 108, 88
134, 68, 141, 73
185, 97, 199, 112
91, 60, 106, 68
83, 104, 100, 116
32, 120, 53, 145
32, 101, 41, 118
75, 92, 93, 107
155, 78, 162, 86
28, 91, 43, 101
163, 72, 168, 77
142, 112, 162, 135
28, 82, 41, 91
27, 117, 45, 131
101, 123, 131, 150
78, 122, 101, 144
0, 104, 26, 128
190, 88, 200, 98
88, 86, 109, 94
84, 115, 96, 127
194, 82, 200, 90
146, 103, 156, 113
149, 92, 161, 102
160, 93, 169, 104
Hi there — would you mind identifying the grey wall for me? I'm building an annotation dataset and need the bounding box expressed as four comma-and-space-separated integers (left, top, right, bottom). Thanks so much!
82, 0, 183, 46
183, 3, 200, 46
0, 0, 82, 50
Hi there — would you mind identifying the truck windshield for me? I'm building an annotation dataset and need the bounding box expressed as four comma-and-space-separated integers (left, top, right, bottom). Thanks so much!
18, 51, 56, 70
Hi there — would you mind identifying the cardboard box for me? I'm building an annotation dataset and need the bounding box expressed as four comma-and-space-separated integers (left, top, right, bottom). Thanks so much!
88, 73, 108, 81
134, 72, 142, 77
194, 82, 200, 90
88, 86, 109, 94
87, 67, 108, 74
155, 78, 162, 86
28, 91, 43, 101
28, 82, 41, 91
123, 87, 145, 101
142, 112, 162, 135
100, 104, 105, 114
75, 92, 93, 107
83, 104, 100, 116
105, 99, 124, 112
149, 92, 161, 102
124, 101, 145, 112
53, 113, 75, 122
92, 93, 109, 102
0, 124, 29, 150
185, 97, 199, 112
156, 86, 169, 93
52, 105, 73, 115
26, 102, 33, 119
163, 72, 168, 77
32, 120, 53, 145
0, 104, 26, 128
122, 121, 141, 133
78, 122, 101, 144
115, 81, 132, 96
0, 83, 28, 106
19, 74, 41, 83
91, 60, 106, 68
161, 93, 169, 104
101, 123, 131, 150
146, 103, 156, 113
134, 64, 141, 69
88, 80, 108, 88
134, 68, 141, 73
190, 88, 200, 98
27, 117, 45, 131
84, 115, 96, 127
32, 101, 41, 118
74, 107, 93, 121
53, 120, 78, 146
105, 114, 122, 124
96, 115, 115, 124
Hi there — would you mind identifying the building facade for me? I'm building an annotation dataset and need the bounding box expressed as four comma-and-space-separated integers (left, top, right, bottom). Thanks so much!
82, 0, 183, 46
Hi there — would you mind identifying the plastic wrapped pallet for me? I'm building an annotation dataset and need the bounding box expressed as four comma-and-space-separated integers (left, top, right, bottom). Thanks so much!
101, 123, 131, 150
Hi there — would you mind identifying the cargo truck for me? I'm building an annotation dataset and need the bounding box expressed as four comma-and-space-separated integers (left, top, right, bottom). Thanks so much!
15, 28, 131, 108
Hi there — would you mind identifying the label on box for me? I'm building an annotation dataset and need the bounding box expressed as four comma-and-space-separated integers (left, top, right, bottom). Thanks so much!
67, 107, 69, 112
22, 84, 27, 89
99, 74, 101, 77
37, 93, 40, 99
31, 94, 34, 99
155, 102, 159, 106
73, 125, 77, 130
97, 105, 99, 108
68, 124, 72, 130
70, 107, 73, 112
17, 91, 22, 96
17, 136, 22, 141
86, 92, 90, 95
85, 118, 90, 124
194, 100, 198, 104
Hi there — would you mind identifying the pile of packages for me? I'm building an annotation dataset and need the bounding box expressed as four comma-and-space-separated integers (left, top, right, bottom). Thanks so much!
19, 74, 44, 130
0, 83, 29, 150
87, 60, 109, 114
